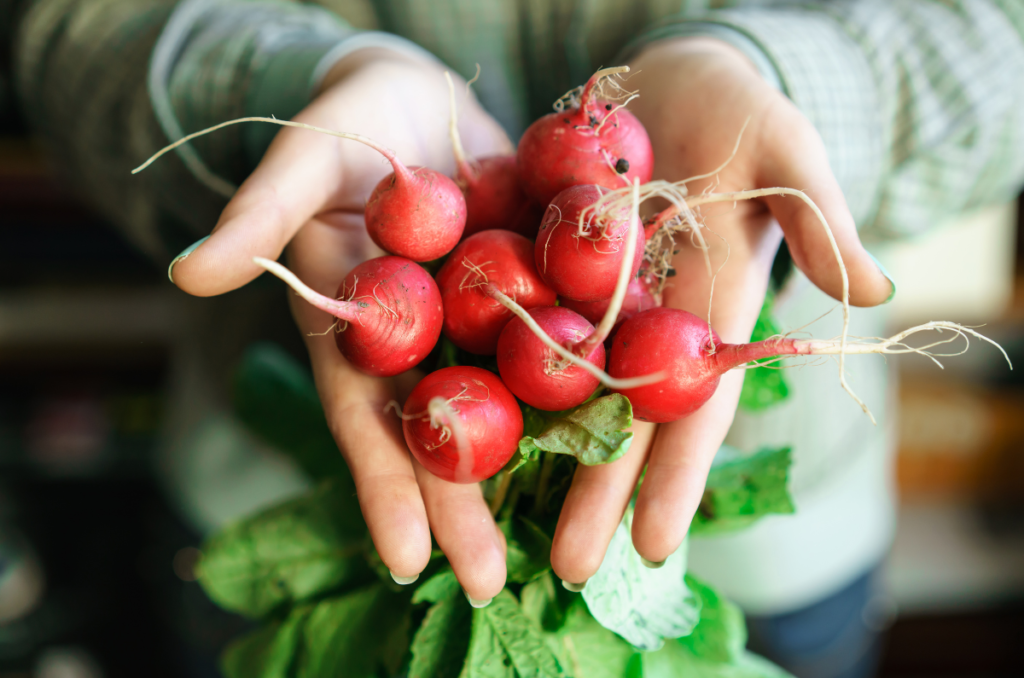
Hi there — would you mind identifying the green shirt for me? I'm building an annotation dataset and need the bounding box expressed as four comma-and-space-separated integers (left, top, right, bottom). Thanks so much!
9, 0, 1024, 259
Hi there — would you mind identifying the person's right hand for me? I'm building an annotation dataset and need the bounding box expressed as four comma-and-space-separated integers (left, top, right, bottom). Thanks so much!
168, 48, 514, 604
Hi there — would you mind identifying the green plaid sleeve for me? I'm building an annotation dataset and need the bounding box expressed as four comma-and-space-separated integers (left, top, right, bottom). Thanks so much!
628, 0, 1024, 239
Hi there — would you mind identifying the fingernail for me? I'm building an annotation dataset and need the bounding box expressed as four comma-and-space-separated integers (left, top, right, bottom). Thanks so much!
641, 557, 666, 569
168, 235, 209, 284
561, 579, 587, 593
867, 252, 896, 304
463, 590, 492, 608
390, 570, 419, 586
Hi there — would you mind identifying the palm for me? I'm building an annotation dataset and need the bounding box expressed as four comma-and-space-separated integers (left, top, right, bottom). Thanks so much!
550, 38, 893, 582
172, 53, 515, 601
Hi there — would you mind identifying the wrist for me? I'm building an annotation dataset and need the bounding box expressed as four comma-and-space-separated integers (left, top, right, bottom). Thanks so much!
628, 36, 761, 79
316, 47, 428, 96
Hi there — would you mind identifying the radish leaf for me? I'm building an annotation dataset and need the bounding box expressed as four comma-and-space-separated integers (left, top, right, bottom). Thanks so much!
500, 516, 553, 583
516, 394, 633, 468
691, 446, 794, 536
582, 506, 700, 650
413, 567, 461, 605
197, 480, 372, 618
220, 604, 311, 678
739, 294, 790, 412
409, 587, 472, 678
293, 584, 411, 678
233, 343, 350, 482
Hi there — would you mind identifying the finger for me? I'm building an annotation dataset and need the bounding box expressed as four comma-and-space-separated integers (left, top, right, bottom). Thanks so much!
413, 462, 507, 604
290, 217, 432, 581
550, 421, 656, 586
756, 101, 893, 307
630, 370, 744, 563
170, 111, 383, 297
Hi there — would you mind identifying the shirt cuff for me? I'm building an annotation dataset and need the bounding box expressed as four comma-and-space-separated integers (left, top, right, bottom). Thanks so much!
242, 31, 440, 168
623, 10, 885, 227
620, 21, 783, 92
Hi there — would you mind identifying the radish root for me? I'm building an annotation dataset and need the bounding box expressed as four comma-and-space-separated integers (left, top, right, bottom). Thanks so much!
134, 117, 403, 175
574, 179, 642, 354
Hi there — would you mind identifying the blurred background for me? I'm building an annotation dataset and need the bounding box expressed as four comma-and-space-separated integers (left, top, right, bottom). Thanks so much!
1, 64, 1023, 678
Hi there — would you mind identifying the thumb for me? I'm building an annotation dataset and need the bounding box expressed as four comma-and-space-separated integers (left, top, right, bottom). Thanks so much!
168, 121, 351, 297
755, 116, 893, 307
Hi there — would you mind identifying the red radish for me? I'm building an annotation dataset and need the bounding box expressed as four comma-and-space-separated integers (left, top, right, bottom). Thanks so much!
445, 74, 542, 238
496, 307, 606, 411
609, 308, 1010, 424
495, 179, 659, 410
559, 275, 660, 341
535, 184, 645, 302
517, 66, 653, 205
435, 230, 556, 354
400, 366, 523, 483
131, 117, 466, 262
365, 164, 466, 262
253, 256, 442, 377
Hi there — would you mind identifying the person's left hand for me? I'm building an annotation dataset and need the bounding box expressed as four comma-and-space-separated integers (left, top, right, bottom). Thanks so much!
549, 37, 894, 585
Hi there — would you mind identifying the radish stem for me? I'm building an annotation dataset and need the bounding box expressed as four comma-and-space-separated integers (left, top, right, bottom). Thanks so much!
253, 257, 363, 324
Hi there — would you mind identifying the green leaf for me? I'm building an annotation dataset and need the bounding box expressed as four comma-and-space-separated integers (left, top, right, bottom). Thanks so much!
643, 640, 793, 678
518, 395, 634, 467
549, 600, 639, 678
582, 507, 700, 651
197, 480, 371, 618
638, 577, 793, 678
460, 607, 517, 678
739, 294, 790, 412
481, 590, 565, 677
219, 605, 311, 678
413, 567, 461, 604
409, 592, 473, 678
501, 516, 553, 583
691, 446, 795, 536
233, 343, 350, 482
678, 575, 747, 663
520, 573, 567, 632
294, 583, 411, 678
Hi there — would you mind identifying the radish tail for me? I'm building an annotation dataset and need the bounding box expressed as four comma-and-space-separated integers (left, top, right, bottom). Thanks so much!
253, 257, 363, 324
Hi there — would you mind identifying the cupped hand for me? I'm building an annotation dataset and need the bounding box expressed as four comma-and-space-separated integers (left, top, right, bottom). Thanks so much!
170, 48, 514, 602
550, 38, 894, 584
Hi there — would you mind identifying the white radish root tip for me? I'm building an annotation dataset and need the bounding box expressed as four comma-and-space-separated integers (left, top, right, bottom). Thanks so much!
134, 117, 403, 176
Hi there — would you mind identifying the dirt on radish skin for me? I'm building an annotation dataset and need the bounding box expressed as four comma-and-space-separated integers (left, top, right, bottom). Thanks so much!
366, 165, 467, 262
255, 256, 443, 378
535, 184, 645, 302
516, 68, 653, 206
402, 366, 523, 483
497, 306, 606, 411
435, 230, 556, 354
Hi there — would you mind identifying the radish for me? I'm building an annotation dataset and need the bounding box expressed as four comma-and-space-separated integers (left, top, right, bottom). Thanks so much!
434, 229, 556, 355
609, 307, 1011, 424
445, 74, 542, 238
559, 275, 660, 342
496, 307, 606, 411
495, 180, 661, 410
133, 117, 466, 262
535, 184, 645, 302
252, 256, 442, 377
516, 66, 654, 206
398, 366, 523, 483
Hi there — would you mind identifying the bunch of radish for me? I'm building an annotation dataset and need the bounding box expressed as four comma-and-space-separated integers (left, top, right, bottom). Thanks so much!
138, 67, 1010, 486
